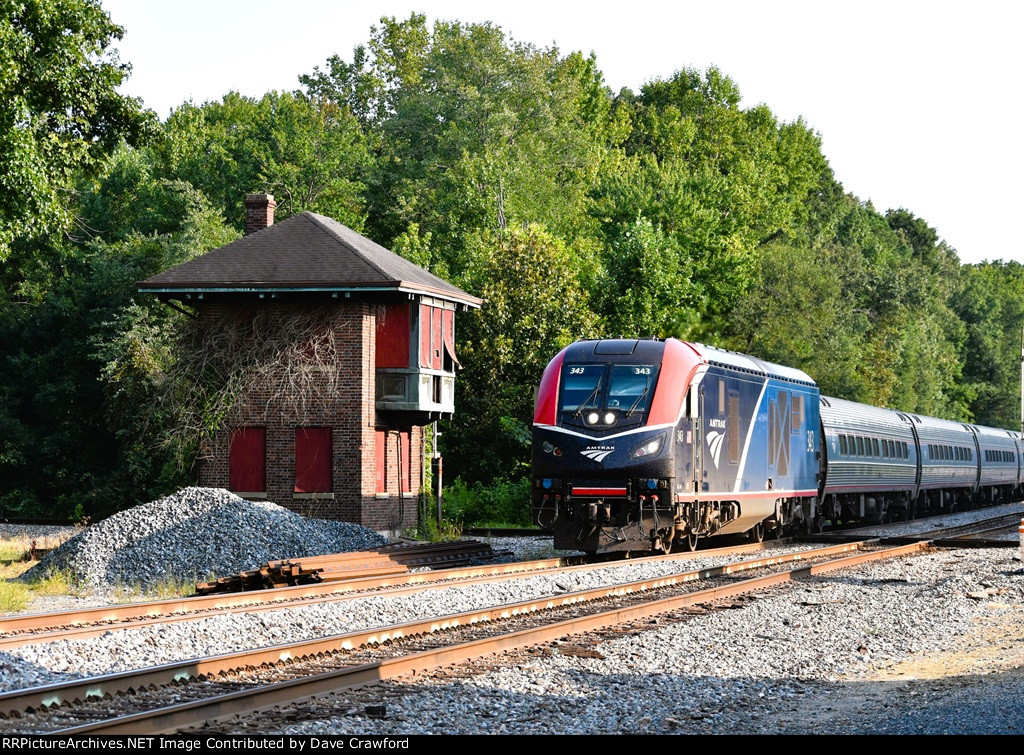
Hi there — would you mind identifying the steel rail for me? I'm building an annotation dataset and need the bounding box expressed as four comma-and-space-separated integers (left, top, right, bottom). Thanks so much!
0, 541, 780, 643
0, 540, 873, 720
51, 540, 928, 735
834, 512, 1024, 541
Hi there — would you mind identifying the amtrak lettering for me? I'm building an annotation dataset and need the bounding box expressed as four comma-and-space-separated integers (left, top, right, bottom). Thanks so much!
581, 446, 614, 463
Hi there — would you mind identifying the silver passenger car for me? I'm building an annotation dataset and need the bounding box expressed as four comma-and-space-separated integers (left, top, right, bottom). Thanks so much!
819, 396, 917, 519
905, 413, 977, 493
972, 423, 1021, 491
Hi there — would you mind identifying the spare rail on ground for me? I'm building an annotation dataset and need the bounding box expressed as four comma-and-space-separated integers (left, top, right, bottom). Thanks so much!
195, 540, 497, 594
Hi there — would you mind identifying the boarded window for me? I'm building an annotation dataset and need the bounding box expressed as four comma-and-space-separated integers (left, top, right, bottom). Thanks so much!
839, 435, 847, 455
418, 305, 443, 370
419, 305, 432, 369
295, 428, 332, 493
375, 429, 413, 494
376, 430, 387, 493
375, 303, 410, 368
401, 430, 411, 491
229, 427, 266, 493
791, 394, 803, 432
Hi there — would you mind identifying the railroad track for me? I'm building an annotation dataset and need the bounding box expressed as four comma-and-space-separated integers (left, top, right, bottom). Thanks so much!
823, 512, 1024, 547
0, 541, 784, 646
0, 539, 928, 734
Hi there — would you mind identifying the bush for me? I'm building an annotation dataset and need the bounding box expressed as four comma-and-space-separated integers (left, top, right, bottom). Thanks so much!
441, 476, 532, 528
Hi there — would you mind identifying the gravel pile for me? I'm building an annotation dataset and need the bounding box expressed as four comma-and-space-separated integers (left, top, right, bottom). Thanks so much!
19, 487, 389, 590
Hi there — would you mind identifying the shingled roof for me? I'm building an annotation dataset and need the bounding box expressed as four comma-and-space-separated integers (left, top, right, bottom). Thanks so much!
138, 211, 481, 307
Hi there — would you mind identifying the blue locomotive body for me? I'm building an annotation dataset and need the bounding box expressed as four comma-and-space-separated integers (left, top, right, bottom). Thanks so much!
532, 338, 1023, 554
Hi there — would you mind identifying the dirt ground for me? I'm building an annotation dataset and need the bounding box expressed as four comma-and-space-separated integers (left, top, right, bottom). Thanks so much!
745, 602, 1024, 735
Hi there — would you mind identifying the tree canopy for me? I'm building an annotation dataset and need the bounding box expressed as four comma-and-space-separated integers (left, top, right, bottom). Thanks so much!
0, 0, 152, 260
2, 10, 1021, 520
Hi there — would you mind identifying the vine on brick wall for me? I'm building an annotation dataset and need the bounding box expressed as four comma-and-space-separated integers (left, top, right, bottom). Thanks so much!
159, 304, 352, 470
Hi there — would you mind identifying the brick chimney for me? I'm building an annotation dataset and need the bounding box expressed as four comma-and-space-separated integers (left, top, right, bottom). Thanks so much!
244, 193, 276, 235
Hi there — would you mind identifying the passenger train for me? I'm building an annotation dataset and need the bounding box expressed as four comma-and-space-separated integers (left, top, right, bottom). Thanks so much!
530, 338, 1022, 554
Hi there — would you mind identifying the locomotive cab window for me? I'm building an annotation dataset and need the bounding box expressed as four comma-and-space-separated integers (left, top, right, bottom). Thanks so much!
607, 365, 655, 413
560, 365, 604, 412
559, 363, 658, 420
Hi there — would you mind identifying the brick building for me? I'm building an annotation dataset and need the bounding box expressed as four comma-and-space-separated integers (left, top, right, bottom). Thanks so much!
138, 194, 481, 532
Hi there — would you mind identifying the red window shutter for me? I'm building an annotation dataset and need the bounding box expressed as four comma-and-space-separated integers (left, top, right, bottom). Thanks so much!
375, 430, 387, 493
430, 307, 442, 369
401, 430, 411, 491
441, 308, 460, 368
229, 427, 266, 492
375, 303, 410, 368
419, 304, 432, 368
295, 428, 332, 493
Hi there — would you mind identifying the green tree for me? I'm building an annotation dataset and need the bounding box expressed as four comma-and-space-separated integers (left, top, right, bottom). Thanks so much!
0, 148, 236, 519
0, 0, 152, 259
155, 91, 372, 232
592, 68, 832, 340
305, 16, 614, 273
956, 262, 1024, 428
445, 223, 597, 482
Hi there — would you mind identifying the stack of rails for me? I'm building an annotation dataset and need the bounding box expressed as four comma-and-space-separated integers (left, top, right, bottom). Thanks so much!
194, 539, 497, 594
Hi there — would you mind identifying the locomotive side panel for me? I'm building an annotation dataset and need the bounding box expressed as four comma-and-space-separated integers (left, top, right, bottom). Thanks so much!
695, 367, 819, 534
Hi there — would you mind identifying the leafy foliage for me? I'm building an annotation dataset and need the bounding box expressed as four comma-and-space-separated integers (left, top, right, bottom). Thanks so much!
1, 10, 1020, 524
0, 0, 153, 259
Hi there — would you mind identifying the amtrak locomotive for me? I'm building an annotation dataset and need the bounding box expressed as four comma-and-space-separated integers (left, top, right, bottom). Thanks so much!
531, 338, 1023, 554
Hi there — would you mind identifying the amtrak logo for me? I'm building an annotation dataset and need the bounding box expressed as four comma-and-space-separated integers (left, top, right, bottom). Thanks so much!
706, 430, 725, 468
581, 446, 614, 463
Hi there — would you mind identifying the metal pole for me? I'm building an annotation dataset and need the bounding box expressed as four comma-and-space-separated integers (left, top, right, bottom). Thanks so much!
1020, 326, 1023, 435
432, 420, 443, 527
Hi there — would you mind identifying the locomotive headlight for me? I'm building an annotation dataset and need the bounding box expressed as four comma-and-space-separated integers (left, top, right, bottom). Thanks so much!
604, 412, 616, 424
587, 412, 600, 424
630, 434, 665, 459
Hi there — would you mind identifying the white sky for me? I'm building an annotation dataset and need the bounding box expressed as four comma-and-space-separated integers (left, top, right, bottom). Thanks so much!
100, 0, 1023, 265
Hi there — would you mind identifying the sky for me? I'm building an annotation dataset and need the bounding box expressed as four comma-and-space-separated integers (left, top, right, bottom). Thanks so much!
100, 0, 1024, 265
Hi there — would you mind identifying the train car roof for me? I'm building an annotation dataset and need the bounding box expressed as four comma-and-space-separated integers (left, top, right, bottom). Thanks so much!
971, 423, 1021, 442
687, 342, 816, 387
819, 395, 913, 427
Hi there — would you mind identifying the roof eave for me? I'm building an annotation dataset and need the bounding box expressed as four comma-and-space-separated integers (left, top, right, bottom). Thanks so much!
137, 281, 482, 308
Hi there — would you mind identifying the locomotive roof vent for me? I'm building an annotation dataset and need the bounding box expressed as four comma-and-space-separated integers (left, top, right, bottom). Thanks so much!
593, 339, 638, 355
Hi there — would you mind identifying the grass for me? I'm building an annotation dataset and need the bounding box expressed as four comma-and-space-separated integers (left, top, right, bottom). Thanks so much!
111, 575, 206, 603
0, 535, 87, 612
26, 567, 83, 597
0, 581, 32, 613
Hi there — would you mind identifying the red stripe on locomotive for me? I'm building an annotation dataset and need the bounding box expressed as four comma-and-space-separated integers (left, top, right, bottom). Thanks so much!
647, 339, 703, 425
533, 346, 567, 425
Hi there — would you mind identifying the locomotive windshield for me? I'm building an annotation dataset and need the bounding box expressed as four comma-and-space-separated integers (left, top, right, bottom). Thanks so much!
559, 363, 657, 420
560, 365, 604, 411
607, 365, 653, 414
